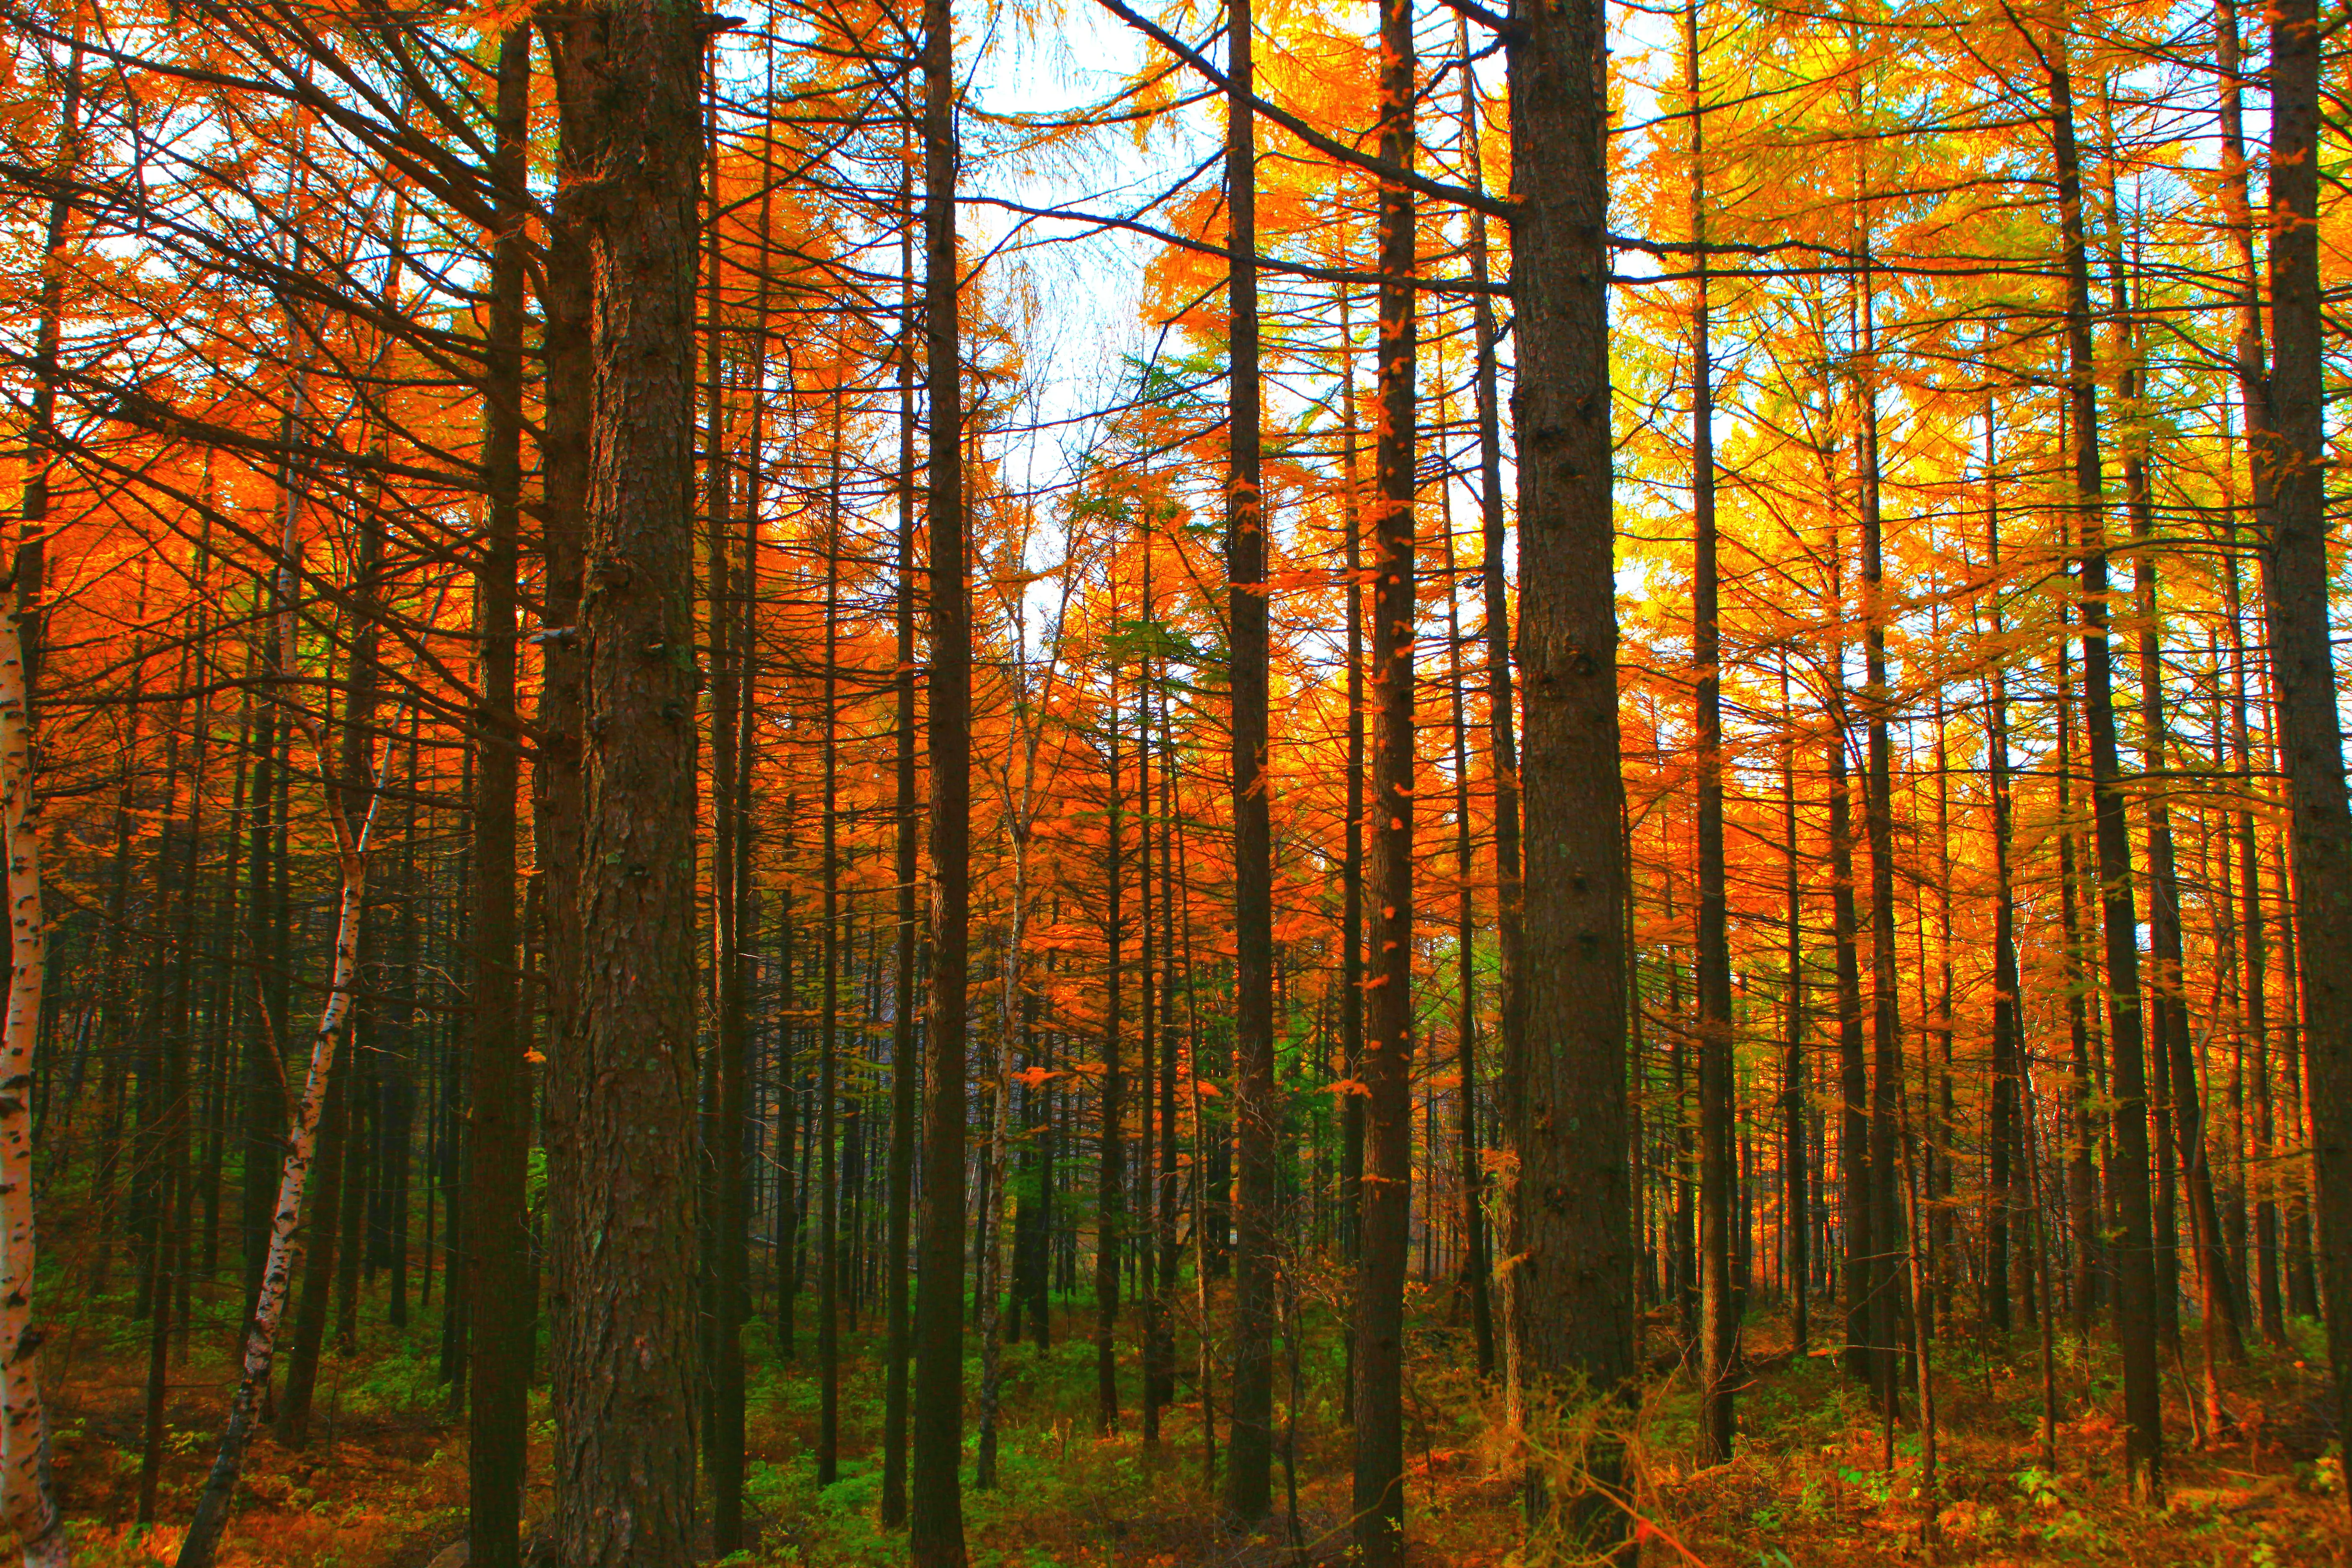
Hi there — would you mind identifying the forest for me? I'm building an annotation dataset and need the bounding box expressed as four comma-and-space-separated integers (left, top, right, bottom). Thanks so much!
0, 0, 2345, 1560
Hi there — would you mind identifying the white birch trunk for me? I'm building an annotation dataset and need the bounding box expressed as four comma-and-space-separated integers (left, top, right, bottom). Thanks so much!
175, 846, 370, 1568
178, 484, 387, 1568
0, 595, 65, 1568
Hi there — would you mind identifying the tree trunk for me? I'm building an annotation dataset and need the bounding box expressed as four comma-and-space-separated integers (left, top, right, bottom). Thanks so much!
2262, 0, 2352, 1442
1223, 0, 1276, 1512
2043, 38, 2164, 1499
1443, 469, 1494, 1378
1983, 405, 2029, 1335
1338, 275, 1366, 1427
1686, 0, 1734, 1465
818, 390, 846, 1488
1504, 0, 1635, 1550
542, 1, 705, 1559
882, 167, 922, 1522
0, 558, 65, 1568
1779, 655, 1808, 1354
466, 29, 534, 1563
1351, 1, 1416, 1553
1461, 23, 1522, 1384
909, 0, 972, 1546
276, 1055, 346, 1448
177, 768, 381, 1568
1095, 652, 1124, 1441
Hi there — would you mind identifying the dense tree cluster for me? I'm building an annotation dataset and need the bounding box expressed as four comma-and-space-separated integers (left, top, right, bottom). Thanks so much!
0, 0, 2344, 1560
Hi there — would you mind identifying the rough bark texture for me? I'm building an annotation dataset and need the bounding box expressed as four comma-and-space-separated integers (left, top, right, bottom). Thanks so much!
2262, 0, 2352, 1451
1505, 0, 1635, 1553
545, 2, 705, 1560
527, 4, 589, 1550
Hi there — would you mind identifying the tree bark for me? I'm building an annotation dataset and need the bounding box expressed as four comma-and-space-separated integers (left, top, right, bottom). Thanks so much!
882, 165, 921, 1525
1223, 0, 1276, 1513
909, 0, 972, 1545
2043, 38, 2164, 1499
0, 550, 64, 1568
1351, 0, 1416, 1550
466, 30, 534, 1563
1504, 0, 1635, 1550
2260, 0, 2352, 1444
543, 0, 705, 1559
1686, 0, 1735, 1465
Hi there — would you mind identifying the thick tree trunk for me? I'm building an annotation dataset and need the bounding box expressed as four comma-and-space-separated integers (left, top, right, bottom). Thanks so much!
527, 2, 589, 1547
544, 1, 705, 1560
1504, 0, 1635, 1552
2261, 0, 2352, 1444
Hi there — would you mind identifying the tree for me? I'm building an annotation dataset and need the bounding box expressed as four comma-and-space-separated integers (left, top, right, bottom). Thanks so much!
1505, 0, 1636, 1556
545, 1, 706, 1560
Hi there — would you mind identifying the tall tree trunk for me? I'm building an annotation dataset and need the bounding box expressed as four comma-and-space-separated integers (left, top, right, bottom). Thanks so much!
1779, 655, 1808, 1354
1855, 268, 1905, 1445
1461, 22, 1521, 1380
0, 532, 64, 1568
818, 391, 846, 1488
178, 728, 382, 1568
1351, 3, 1416, 1551
882, 165, 922, 1524
543, 0, 704, 1558
1338, 276, 1366, 1426
466, 30, 534, 1563
909, 0, 972, 1546
1443, 476, 1494, 1378
701, 57, 751, 1551
276, 1056, 346, 1448
1505, 0, 1634, 1549
2043, 38, 2164, 1499
1983, 404, 2026, 1336
2054, 643, 2099, 1333
1686, 0, 1734, 1465
1831, 692, 1867, 1379
2226, 547, 2286, 1344
1095, 650, 1124, 1442
2262, 0, 2352, 1439
526, 0, 589, 1540
1223, 0, 1276, 1509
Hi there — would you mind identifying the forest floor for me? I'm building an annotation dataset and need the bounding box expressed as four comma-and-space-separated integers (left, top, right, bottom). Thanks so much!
26, 1276, 2344, 1567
